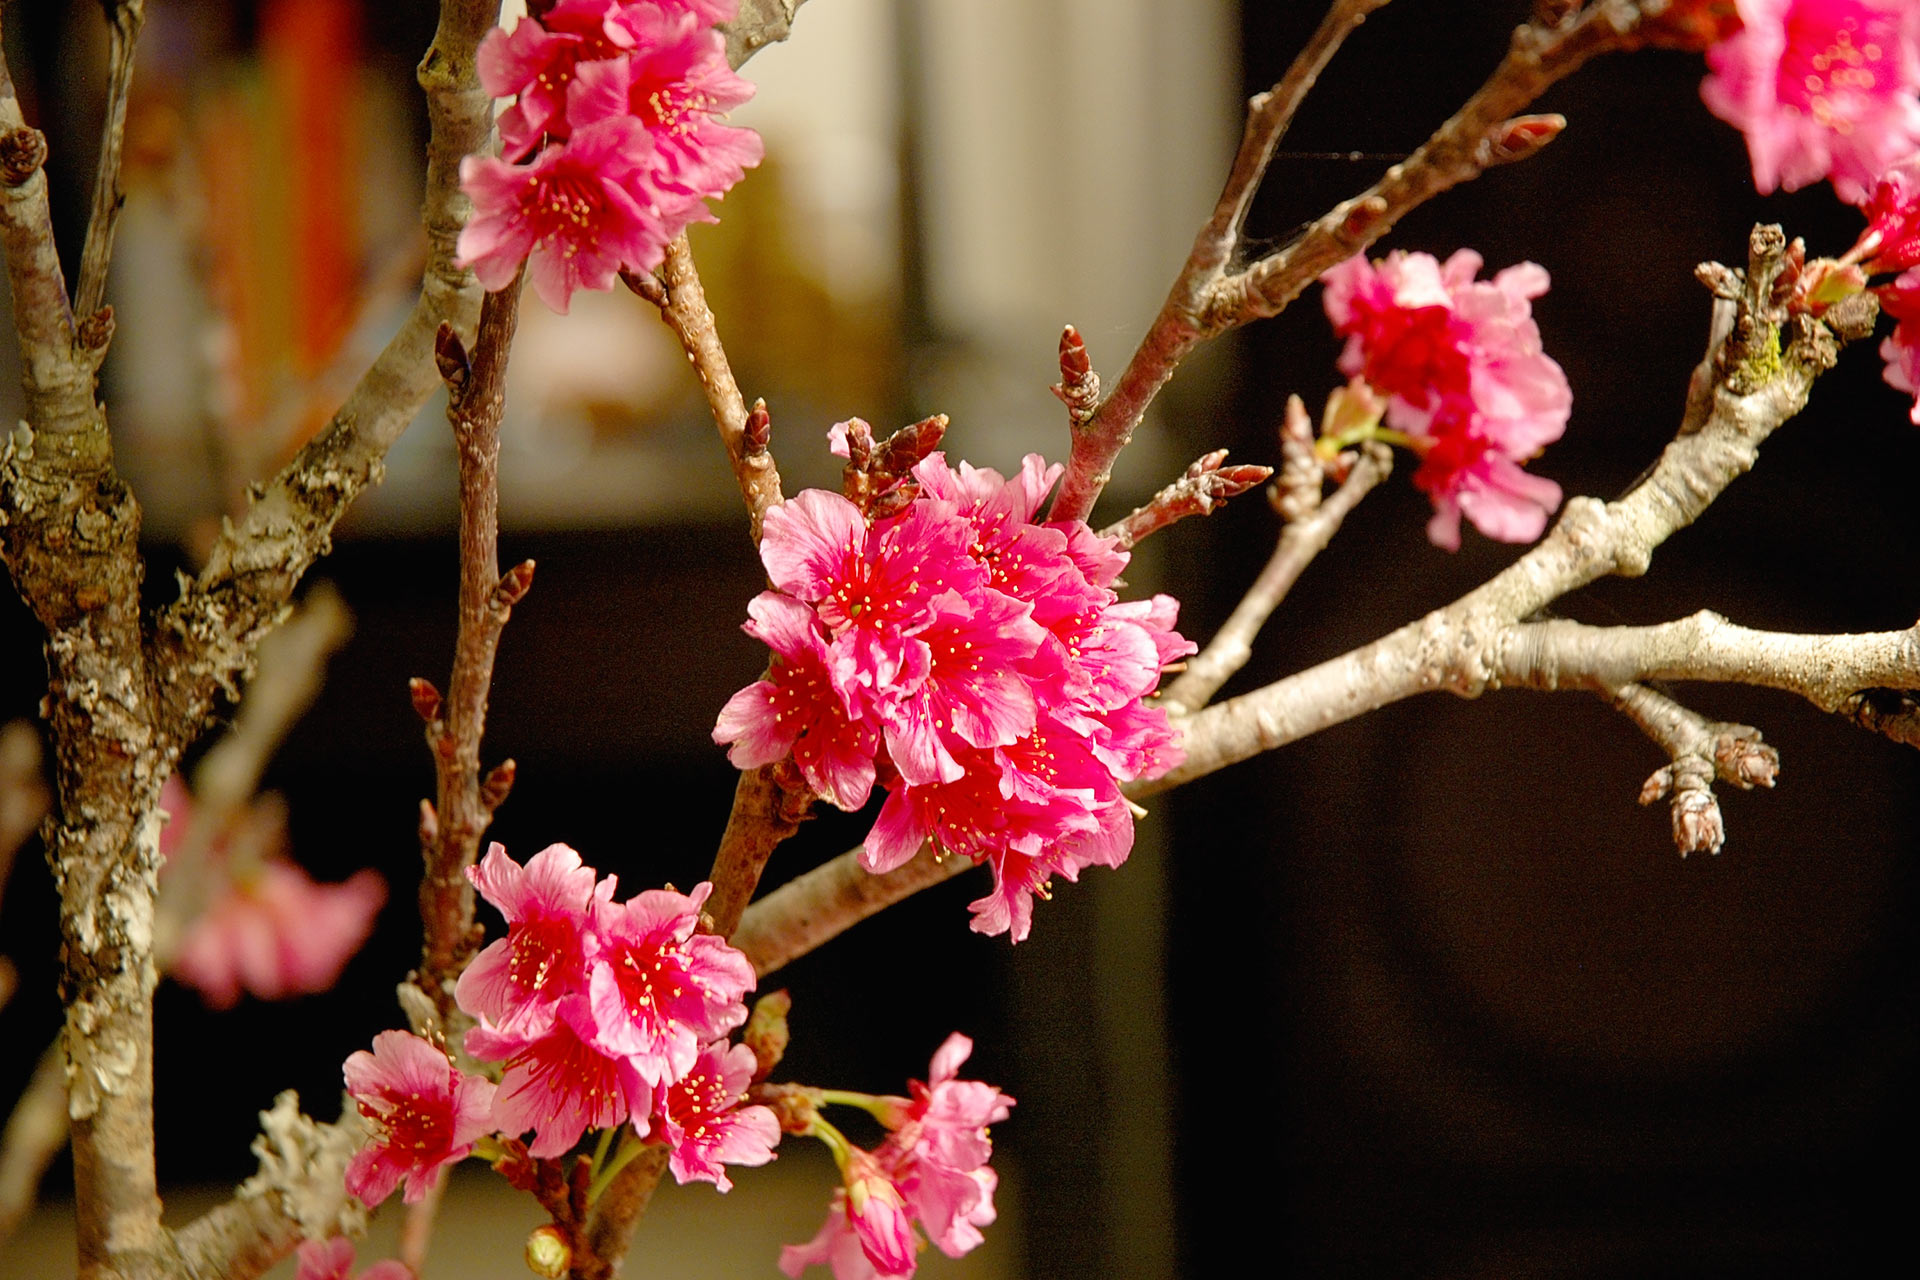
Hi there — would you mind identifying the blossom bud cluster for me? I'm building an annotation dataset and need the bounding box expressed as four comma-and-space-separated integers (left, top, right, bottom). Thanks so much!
714, 443, 1195, 942
457, 0, 763, 312
783, 1034, 1014, 1280
341, 843, 777, 1211
1320, 249, 1573, 550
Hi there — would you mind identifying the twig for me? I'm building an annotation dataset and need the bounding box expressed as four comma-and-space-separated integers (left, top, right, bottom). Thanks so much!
1603, 681, 1779, 856
1046, 0, 1389, 522
0, 1042, 66, 1243
416, 272, 531, 1034
1047, 0, 1636, 523
1159, 440, 1390, 716
1098, 449, 1274, 552
73, 0, 146, 324
652, 235, 784, 541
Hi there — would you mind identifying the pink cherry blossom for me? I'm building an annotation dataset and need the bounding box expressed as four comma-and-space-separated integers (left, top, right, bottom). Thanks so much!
457, 842, 614, 1039
342, 1030, 496, 1206
1851, 153, 1920, 271
1321, 249, 1570, 548
467, 1002, 650, 1158
294, 1237, 413, 1280
580, 882, 757, 1085
654, 1040, 780, 1191
171, 859, 385, 1010
1700, 0, 1920, 202
565, 11, 764, 203
457, 117, 666, 313
713, 592, 880, 809
1875, 266, 1920, 420
478, 1, 645, 158
878, 1034, 1012, 1258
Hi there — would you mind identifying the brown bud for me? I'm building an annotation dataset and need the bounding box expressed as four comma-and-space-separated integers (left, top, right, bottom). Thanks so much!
1057, 324, 1091, 381
434, 322, 470, 390
743, 989, 793, 1081
1694, 260, 1743, 300
524, 1224, 571, 1279
495, 559, 537, 608
1531, 0, 1580, 24
1670, 787, 1725, 857
76, 306, 115, 353
481, 758, 518, 811
0, 127, 47, 186
1714, 735, 1780, 789
417, 798, 439, 846
874, 414, 949, 474
842, 417, 875, 469
409, 677, 442, 722
745, 399, 772, 454
1339, 195, 1388, 242
1637, 764, 1674, 806
1486, 114, 1564, 166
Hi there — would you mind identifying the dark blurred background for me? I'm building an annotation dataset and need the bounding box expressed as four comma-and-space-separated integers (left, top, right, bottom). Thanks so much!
1, 3, 1917, 1279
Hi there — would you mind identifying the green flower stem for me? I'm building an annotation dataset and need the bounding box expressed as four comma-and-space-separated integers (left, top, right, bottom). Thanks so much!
587, 1133, 651, 1205
589, 1125, 617, 1181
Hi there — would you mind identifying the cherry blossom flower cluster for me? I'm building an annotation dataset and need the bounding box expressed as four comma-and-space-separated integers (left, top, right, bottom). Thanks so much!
340, 843, 777, 1210
294, 1237, 410, 1280
160, 775, 386, 1010
714, 441, 1194, 942
1319, 249, 1573, 550
457, 0, 763, 312
782, 1034, 1014, 1280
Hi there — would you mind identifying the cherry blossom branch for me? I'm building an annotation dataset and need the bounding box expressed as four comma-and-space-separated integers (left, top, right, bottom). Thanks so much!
733, 841, 968, 978
1600, 681, 1779, 856
721, 0, 811, 69
733, 224, 1882, 975
1159, 437, 1391, 716
1097, 449, 1274, 552
72, 0, 145, 323
653, 234, 784, 541
415, 276, 532, 1032
1048, 0, 1392, 522
1047, 0, 1662, 524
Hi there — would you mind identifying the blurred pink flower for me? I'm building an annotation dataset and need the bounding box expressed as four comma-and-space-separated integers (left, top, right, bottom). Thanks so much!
342, 1030, 496, 1207
1700, 0, 1920, 202
171, 858, 384, 1010
1852, 153, 1920, 270
1321, 249, 1570, 549
294, 1237, 413, 1280
655, 1039, 780, 1191
1875, 266, 1920, 420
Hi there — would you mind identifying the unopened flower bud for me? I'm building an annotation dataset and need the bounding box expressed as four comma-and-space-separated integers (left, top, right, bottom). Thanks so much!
409, 677, 442, 723
1714, 735, 1780, 789
745, 399, 773, 455
744, 989, 792, 1080
1670, 787, 1725, 857
494, 559, 536, 609
525, 1224, 571, 1279
480, 758, 518, 811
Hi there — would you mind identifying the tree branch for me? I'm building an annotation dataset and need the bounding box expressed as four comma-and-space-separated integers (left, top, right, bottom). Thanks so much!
733, 223, 1874, 973
73, 0, 146, 324
1159, 437, 1390, 716
1602, 681, 1779, 856
652, 234, 784, 541
1048, 0, 1393, 522
1098, 449, 1273, 552
415, 275, 531, 1033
